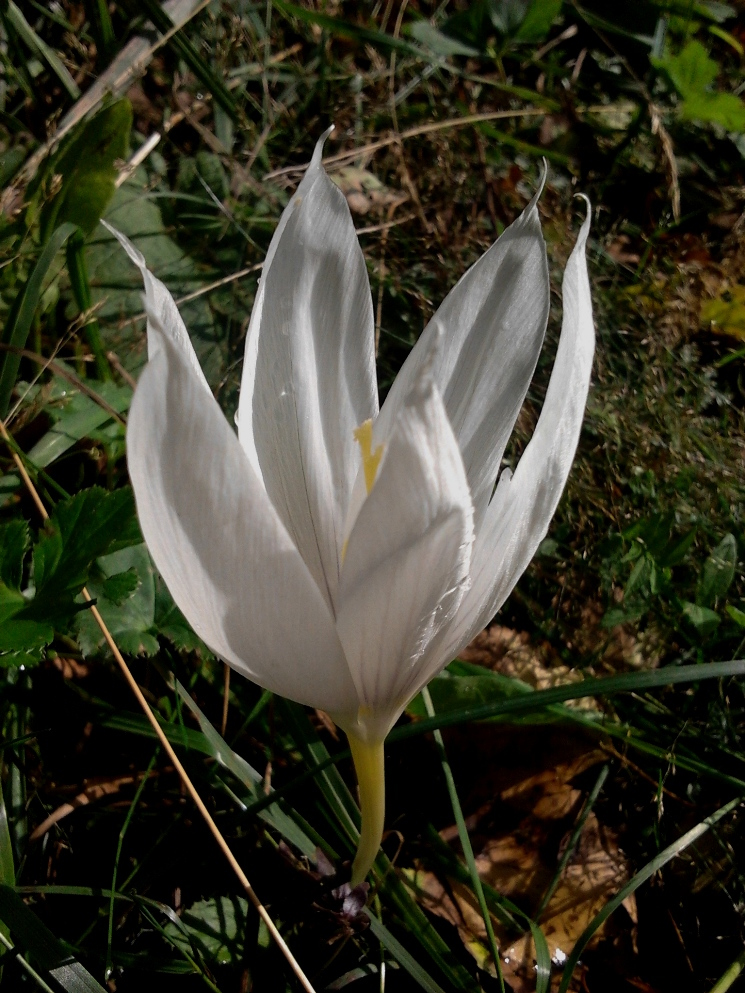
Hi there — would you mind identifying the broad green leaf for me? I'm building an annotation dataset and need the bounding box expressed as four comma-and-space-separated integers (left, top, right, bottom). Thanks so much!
26, 377, 131, 470
0, 585, 26, 626
514, 0, 563, 42
101, 568, 139, 605
90, 176, 226, 385
76, 544, 158, 657
696, 533, 737, 607
681, 601, 721, 637
653, 40, 745, 131
409, 21, 480, 55
154, 582, 209, 653
0, 620, 53, 654
725, 604, 745, 627
653, 40, 718, 95
31, 487, 136, 603
681, 90, 745, 131
659, 527, 697, 567
163, 896, 248, 967
0, 520, 28, 590
39, 99, 132, 241
701, 285, 745, 339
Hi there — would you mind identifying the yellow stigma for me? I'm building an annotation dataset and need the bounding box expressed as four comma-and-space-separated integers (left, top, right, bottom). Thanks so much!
342, 421, 384, 566
353, 419, 383, 495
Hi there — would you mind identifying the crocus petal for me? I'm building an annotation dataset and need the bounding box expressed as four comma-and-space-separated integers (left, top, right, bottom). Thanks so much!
126, 286, 358, 717
101, 221, 210, 391
236, 132, 378, 612
334, 354, 474, 743
375, 173, 549, 530
439, 202, 594, 659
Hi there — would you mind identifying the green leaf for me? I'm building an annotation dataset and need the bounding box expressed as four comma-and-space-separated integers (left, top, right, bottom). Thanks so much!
154, 582, 208, 653
32, 488, 136, 602
725, 604, 745, 628
625, 554, 650, 597
658, 527, 697, 567
602, 604, 647, 627
681, 90, 745, 131
173, 680, 318, 859
653, 39, 745, 131
0, 884, 108, 991
655, 40, 718, 95
514, 0, 563, 42
391, 660, 745, 741
76, 544, 158, 657
163, 896, 248, 967
5, 1, 80, 100
696, 533, 737, 607
91, 179, 226, 385
26, 377, 132, 470
681, 601, 721, 637
0, 222, 78, 420
409, 21, 480, 56
0, 520, 28, 590
39, 99, 132, 241
364, 911, 448, 993
0, 620, 53, 654
0, 583, 25, 627
101, 568, 139, 605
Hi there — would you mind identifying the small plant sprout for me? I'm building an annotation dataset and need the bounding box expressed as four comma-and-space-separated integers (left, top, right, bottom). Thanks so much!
106, 128, 594, 888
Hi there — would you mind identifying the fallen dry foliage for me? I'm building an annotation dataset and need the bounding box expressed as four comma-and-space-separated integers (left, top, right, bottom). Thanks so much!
414, 746, 635, 991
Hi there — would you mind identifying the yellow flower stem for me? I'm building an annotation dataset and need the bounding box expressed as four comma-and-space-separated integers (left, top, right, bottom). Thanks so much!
347, 733, 386, 887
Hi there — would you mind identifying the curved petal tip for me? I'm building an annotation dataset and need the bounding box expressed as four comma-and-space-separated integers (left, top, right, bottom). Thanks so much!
573, 193, 592, 237
311, 125, 335, 168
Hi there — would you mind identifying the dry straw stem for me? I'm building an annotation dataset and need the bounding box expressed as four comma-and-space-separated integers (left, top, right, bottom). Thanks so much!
0, 418, 318, 993
261, 103, 635, 181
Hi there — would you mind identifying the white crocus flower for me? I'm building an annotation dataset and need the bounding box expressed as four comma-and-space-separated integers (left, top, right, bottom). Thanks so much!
106, 129, 594, 887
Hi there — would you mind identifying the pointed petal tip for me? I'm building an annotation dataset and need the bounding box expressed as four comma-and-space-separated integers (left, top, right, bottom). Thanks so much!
537, 157, 548, 196
311, 125, 335, 169
102, 220, 147, 270
573, 193, 592, 240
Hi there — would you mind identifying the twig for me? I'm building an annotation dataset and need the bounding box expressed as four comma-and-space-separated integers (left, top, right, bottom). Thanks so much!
262, 108, 548, 179
0, 419, 318, 993
112, 263, 262, 331
0, 344, 126, 425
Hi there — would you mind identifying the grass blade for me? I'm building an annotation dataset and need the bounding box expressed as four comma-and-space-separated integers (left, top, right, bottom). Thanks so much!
364, 910, 447, 993
421, 686, 506, 991
557, 795, 744, 993
66, 231, 110, 380
5, 1, 80, 99
173, 679, 320, 859
0, 885, 107, 992
133, 0, 239, 120
393, 660, 745, 741
535, 764, 610, 922
0, 222, 78, 419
